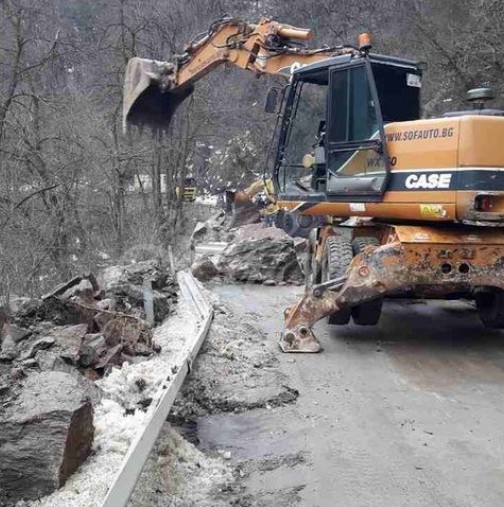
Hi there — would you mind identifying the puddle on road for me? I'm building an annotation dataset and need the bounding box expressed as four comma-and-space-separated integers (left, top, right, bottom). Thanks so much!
195, 407, 309, 506
172, 419, 200, 446
196, 408, 299, 461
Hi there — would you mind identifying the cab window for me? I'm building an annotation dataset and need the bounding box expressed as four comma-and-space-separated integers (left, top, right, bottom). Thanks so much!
277, 70, 328, 194
329, 65, 378, 146
327, 63, 385, 189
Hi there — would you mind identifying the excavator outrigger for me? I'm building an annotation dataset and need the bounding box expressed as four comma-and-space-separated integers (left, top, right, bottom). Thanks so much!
124, 15, 504, 353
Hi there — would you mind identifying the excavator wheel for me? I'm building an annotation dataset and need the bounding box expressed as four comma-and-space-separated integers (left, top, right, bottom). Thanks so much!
351, 237, 383, 326
475, 289, 504, 329
323, 236, 353, 325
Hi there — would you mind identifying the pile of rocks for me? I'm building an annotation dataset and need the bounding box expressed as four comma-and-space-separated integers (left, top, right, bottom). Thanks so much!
100, 259, 177, 326
3, 259, 176, 376
0, 259, 177, 505
191, 222, 306, 285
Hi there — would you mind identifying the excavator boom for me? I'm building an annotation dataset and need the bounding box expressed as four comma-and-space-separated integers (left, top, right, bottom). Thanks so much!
123, 15, 354, 131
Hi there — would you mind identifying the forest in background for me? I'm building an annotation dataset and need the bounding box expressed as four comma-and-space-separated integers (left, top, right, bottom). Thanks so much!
0, 0, 502, 296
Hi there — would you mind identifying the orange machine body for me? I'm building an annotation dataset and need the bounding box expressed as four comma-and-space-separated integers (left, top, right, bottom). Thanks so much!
279, 115, 504, 224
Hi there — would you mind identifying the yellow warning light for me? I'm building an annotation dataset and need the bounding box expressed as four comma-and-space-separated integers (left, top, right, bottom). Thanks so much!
358, 33, 372, 51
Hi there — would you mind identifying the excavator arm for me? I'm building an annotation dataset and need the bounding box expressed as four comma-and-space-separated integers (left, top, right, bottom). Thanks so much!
226, 177, 278, 228
123, 15, 355, 131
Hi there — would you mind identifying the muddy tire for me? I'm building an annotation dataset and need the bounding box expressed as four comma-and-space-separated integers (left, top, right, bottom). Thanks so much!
476, 289, 504, 329
351, 237, 383, 326
323, 236, 353, 325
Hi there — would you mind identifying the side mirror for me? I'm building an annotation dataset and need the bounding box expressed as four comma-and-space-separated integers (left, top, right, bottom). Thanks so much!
264, 87, 279, 114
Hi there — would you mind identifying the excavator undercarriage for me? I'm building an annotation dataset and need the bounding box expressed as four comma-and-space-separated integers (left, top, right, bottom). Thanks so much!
281, 224, 504, 352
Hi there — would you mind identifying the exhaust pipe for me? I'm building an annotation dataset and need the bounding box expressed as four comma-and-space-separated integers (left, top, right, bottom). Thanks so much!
122, 57, 194, 133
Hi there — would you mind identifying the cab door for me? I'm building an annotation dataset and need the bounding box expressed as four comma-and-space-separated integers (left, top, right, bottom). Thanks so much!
326, 60, 390, 201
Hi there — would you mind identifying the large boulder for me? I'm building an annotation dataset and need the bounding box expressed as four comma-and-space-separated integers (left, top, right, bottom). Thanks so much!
227, 223, 291, 242
0, 321, 31, 363
20, 336, 55, 360
0, 371, 94, 504
11, 296, 94, 329
78, 333, 107, 368
4, 324, 31, 345
102, 316, 152, 347
191, 257, 220, 282
0, 335, 17, 362
229, 223, 309, 255
100, 259, 173, 293
190, 223, 305, 284
52, 324, 88, 364
218, 236, 304, 283
35, 350, 76, 374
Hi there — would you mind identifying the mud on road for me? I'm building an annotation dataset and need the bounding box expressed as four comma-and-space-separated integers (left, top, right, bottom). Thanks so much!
140, 284, 504, 507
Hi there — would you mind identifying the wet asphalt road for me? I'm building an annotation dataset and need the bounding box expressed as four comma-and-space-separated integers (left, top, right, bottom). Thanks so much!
202, 285, 504, 507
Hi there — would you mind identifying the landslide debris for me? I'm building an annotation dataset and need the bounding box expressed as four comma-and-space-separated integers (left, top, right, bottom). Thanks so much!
2, 259, 176, 377
191, 220, 306, 285
0, 258, 177, 505
170, 299, 298, 426
100, 259, 177, 324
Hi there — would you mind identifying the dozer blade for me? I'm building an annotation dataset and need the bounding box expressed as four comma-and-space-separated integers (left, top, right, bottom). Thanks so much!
226, 190, 261, 228
123, 57, 194, 133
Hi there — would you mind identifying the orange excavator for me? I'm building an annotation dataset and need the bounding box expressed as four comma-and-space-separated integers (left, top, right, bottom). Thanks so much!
124, 15, 504, 353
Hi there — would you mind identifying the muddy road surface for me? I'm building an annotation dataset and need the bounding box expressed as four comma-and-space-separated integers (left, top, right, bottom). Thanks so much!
172, 284, 504, 506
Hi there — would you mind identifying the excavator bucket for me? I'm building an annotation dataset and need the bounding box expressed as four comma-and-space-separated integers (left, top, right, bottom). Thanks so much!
226, 190, 262, 228
123, 57, 194, 133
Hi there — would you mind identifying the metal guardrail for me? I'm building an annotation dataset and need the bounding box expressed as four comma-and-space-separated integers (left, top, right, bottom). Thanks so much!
101, 271, 213, 507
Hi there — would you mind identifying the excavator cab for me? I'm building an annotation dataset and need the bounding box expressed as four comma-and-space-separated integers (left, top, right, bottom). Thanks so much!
274, 54, 422, 203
